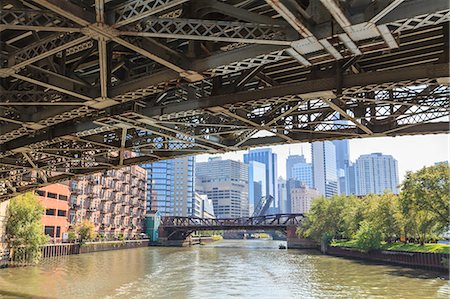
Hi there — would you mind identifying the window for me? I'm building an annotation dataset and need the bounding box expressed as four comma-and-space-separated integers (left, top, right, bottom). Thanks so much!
36, 190, 45, 197
46, 209, 56, 216
44, 226, 54, 237
47, 192, 57, 199
59, 194, 68, 201
56, 226, 61, 238
57, 210, 66, 217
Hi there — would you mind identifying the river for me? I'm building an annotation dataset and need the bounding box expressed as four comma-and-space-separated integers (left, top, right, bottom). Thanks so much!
0, 240, 448, 298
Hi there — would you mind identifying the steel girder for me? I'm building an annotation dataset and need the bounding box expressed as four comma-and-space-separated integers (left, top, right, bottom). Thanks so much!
0, 0, 449, 199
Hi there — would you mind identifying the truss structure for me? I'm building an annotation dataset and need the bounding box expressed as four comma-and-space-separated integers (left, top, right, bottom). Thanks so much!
0, 0, 449, 199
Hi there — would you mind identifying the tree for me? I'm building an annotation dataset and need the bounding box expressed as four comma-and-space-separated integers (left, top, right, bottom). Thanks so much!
401, 164, 450, 233
365, 193, 401, 242
298, 195, 348, 242
6, 192, 48, 264
75, 220, 96, 244
355, 220, 382, 251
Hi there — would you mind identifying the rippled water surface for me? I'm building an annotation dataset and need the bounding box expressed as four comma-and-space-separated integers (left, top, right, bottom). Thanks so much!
0, 240, 448, 298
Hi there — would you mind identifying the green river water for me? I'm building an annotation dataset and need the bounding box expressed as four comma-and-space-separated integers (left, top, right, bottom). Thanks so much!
0, 240, 448, 298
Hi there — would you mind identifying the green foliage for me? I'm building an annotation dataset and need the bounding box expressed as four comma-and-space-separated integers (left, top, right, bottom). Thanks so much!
332, 240, 450, 254
354, 220, 382, 251
6, 192, 48, 264
365, 193, 401, 242
401, 164, 450, 233
118, 233, 124, 241
67, 229, 77, 242
298, 195, 348, 242
299, 164, 449, 247
75, 220, 96, 244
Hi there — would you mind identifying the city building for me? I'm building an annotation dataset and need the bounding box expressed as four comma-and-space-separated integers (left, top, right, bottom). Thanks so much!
69, 166, 147, 239
355, 153, 399, 195
142, 156, 195, 216
247, 160, 266, 215
196, 158, 249, 218
332, 140, 350, 195
277, 178, 288, 213
195, 193, 215, 219
290, 185, 321, 214
36, 183, 70, 242
244, 148, 278, 214
285, 179, 303, 214
291, 159, 313, 188
311, 141, 339, 197
347, 162, 359, 195
286, 154, 306, 179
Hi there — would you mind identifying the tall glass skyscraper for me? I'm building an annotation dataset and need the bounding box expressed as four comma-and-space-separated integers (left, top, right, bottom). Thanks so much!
244, 148, 278, 214
248, 161, 266, 215
311, 141, 339, 197
142, 156, 195, 216
286, 154, 306, 179
291, 161, 313, 188
332, 140, 350, 194
355, 153, 399, 195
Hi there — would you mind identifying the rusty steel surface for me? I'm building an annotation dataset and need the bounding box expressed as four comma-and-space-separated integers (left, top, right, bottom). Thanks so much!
0, 0, 449, 199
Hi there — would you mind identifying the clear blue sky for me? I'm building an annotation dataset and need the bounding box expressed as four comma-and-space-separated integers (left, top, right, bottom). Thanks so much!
197, 134, 449, 182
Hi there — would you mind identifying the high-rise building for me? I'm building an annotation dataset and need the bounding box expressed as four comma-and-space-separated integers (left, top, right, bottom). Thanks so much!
277, 178, 288, 213
285, 179, 302, 214
248, 161, 266, 215
69, 167, 147, 239
355, 153, 399, 195
291, 161, 313, 188
347, 162, 359, 195
290, 185, 321, 214
286, 154, 306, 179
332, 140, 350, 195
196, 158, 249, 218
244, 148, 278, 214
311, 141, 339, 197
142, 156, 195, 217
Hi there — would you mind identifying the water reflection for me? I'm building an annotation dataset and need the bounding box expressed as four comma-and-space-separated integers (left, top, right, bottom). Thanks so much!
0, 240, 447, 299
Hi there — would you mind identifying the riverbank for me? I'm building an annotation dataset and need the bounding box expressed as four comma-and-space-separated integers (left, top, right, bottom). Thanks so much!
2, 239, 149, 267
324, 245, 449, 272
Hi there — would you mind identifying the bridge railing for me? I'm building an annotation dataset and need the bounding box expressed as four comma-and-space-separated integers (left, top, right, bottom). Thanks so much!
160, 213, 304, 228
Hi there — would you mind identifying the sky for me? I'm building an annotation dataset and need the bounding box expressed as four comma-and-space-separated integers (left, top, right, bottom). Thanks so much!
196, 134, 449, 182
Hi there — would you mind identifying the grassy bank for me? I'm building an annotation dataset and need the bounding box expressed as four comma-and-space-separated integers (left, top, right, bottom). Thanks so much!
331, 240, 450, 254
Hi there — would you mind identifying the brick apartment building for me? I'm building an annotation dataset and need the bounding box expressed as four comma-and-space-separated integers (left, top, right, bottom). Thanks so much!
36, 183, 70, 242
69, 166, 147, 239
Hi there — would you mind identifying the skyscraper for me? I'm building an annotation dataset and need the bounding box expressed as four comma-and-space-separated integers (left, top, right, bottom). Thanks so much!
196, 158, 249, 218
355, 153, 399, 195
332, 140, 350, 195
277, 177, 288, 213
291, 161, 313, 188
142, 156, 195, 216
244, 148, 278, 213
286, 154, 306, 179
347, 162, 359, 195
311, 141, 339, 197
248, 161, 266, 215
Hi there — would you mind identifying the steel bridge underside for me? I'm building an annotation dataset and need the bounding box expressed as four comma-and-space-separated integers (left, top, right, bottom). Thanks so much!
0, 0, 449, 199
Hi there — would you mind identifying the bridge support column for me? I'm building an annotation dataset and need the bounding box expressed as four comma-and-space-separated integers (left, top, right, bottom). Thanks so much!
158, 227, 192, 247
286, 226, 318, 250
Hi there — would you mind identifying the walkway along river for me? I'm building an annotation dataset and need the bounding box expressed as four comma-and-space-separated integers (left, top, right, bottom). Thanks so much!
0, 240, 448, 298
